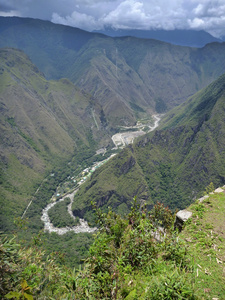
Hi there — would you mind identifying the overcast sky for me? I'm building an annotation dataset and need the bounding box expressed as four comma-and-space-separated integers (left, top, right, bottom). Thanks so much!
0, 0, 225, 37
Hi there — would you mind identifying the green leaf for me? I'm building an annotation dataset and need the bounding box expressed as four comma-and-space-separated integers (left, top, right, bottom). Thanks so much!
24, 292, 34, 300
5, 291, 21, 299
21, 279, 29, 290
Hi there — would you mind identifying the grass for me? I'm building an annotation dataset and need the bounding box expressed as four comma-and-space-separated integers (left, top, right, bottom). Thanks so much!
179, 190, 225, 299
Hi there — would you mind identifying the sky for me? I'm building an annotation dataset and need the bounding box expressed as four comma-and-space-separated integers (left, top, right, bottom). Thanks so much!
0, 0, 225, 37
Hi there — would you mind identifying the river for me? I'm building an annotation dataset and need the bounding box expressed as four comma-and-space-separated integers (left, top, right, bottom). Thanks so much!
40, 114, 162, 235
111, 114, 161, 148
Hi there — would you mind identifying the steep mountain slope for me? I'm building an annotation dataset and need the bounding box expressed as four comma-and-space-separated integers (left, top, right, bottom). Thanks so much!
0, 48, 110, 231
73, 73, 225, 220
2, 188, 225, 299
1, 17, 225, 128
94, 28, 222, 47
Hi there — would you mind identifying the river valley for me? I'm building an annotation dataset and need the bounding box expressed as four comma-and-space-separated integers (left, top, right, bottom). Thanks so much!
40, 114, 162, 235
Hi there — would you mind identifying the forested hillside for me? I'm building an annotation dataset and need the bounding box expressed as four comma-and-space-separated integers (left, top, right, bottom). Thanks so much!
1, 17, 225, 299
73, 72, 225, 222
0, 48, 110, 232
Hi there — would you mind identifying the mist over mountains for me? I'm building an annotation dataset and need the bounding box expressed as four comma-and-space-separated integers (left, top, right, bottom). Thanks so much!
93, 27, 223, 47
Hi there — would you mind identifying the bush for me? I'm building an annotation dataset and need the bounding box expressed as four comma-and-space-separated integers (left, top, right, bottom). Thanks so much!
145, 270, 197, 300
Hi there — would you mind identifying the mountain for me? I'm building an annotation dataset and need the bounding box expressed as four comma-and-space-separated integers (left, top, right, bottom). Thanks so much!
1, 17, 225, 128
0, 48, 110, 231
72, 72, 225, 222
94, 27, 222, 47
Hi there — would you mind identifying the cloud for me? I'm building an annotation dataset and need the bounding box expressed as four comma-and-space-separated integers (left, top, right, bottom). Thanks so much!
0, 0, 20, 16
189, 0, 225, 37
52, 11, 100, 31
101, 0, 187, 30
1, 0, 225, 37
0, 10, 21, 17
51, 0, 188, 31
102, 0, 148, 29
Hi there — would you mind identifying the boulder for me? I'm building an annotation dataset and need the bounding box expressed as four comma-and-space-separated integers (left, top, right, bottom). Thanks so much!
214, 187, 224, 193
175, 209, 192, 231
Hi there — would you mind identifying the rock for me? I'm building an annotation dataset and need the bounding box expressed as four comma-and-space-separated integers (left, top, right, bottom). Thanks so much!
176, 209, 193, 221
198, 195, 209, 203
119, 155, 136, 175
175, 209, 192, 231
214, 187, 224, 193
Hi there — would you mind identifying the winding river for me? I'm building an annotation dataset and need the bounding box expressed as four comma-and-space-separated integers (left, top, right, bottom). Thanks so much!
40, 114, 162, 235
41, 189, 97, 235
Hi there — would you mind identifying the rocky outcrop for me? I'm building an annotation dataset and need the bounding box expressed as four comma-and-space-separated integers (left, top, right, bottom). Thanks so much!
175, 186, 225, 231
119, 156, 136, 175
175, 209, 193, 231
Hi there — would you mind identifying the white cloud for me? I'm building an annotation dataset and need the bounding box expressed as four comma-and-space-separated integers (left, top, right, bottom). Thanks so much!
189, 0, 225, 36
101, 0, 187, 30
102, 0, 148, 28
0, 10, 21, 17
52, 11, 100, 31
2, 0, 225, 37
188, 17, 205, 28
193, 4, 204, 16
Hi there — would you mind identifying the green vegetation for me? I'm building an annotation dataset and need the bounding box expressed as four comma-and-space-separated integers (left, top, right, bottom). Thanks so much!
75, 72, 225, 218
1, 17, 225, 129
154, 97, 167, 113
2, 191, 224, 299
43, 231, 94, 268
0, 48, 109, 233
179, 190, 225, 299
72, 146, 151, 224
1, 17, 225, 300
129, 102, 145, 113
48, 198, 79, 228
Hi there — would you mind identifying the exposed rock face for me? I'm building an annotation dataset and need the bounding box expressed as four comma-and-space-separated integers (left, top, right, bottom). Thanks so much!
214, 187, 224, 193
175, 209, 193, 231
119, 156, 136, 175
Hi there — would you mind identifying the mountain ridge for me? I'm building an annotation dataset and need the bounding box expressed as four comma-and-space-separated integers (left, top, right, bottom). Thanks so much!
0, 48, 110, 231
1, 17, 225, 128
93, 27, 222, 47
72, 72, 225, 222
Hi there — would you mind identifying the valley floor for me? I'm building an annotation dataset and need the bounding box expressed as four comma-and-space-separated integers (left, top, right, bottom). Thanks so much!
112, 114, 161, 148
39, 114, 162, 235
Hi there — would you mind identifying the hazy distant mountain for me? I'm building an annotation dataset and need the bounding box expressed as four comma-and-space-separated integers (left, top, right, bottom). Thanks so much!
1, 17, 225, 129
93, 27, 222, 48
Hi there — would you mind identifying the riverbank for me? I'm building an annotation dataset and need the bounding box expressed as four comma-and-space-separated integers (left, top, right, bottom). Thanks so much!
111, 114, 162, 148
41, 190, 97, 235
41, 114, 162, 235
